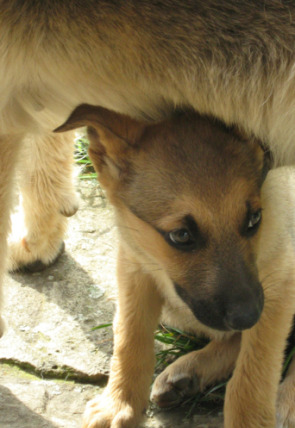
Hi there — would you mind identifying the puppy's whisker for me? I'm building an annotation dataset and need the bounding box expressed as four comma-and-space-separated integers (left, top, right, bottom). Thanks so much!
117, 257, 164, 274
119, 259, 160, 268
260, 268, 291, 285
116, 225, 140, 233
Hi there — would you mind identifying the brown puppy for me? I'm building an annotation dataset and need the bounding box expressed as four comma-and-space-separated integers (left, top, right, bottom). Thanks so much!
56, 105, 295, 428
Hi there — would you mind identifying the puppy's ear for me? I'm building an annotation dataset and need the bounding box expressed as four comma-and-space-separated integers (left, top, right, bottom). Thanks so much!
54, 104, 147, 180
232, 125, 273, 185
260, 149, 273, 183
249, 140, 273, 185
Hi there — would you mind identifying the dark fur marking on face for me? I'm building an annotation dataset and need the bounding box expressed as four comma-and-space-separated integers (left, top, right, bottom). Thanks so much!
173, 255, 264, 332
173, 281, 232, 331
157, 215, 207, 252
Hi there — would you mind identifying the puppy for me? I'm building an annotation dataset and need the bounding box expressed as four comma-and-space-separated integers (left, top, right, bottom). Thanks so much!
56, 104, 295, 428
2, 2, 295, 427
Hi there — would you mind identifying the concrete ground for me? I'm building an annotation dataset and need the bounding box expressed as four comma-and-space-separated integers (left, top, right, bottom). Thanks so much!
0, 177, 223, 428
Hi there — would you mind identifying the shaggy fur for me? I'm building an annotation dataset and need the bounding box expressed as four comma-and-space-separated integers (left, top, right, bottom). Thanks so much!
2, 1, 295, 427
57, 104, 295, 428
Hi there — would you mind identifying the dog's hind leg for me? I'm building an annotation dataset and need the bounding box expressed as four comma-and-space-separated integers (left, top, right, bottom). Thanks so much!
276, 355, 295, 428
0, 134, 24, 334
83, 245, 163, 428
151, 332, 240, 408
7, 131, 78, 272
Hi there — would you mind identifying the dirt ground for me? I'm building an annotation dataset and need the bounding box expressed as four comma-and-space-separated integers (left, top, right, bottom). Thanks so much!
0, 176, 224, 428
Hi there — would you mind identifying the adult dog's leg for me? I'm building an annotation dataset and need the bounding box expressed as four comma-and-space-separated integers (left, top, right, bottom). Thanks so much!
0, 134, 23, 333
83, 246, 163, 428
224, 259, 295, 428
151, 333, 240, 407
7, 131, 78, 272
276, 354, 295, 428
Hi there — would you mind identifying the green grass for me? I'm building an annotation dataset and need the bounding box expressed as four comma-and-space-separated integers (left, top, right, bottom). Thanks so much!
92, 321, 295, 417
154, 325, 208, 369
74, 133, 97, 179
283, 343, 295, 374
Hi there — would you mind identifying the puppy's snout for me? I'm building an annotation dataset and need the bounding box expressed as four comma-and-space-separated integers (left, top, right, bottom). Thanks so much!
224, 285, 264, 330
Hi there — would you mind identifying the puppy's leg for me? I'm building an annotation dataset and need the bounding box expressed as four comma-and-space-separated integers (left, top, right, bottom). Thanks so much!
83, 246, 163, 428
276, 354, 295, 428
0, 134, 24, 334
151, 333, 240, 407
224, 261, 295, 428
7, 131, 78, 272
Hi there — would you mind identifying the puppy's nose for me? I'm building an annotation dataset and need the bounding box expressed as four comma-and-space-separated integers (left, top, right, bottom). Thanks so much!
225, 291, 264, 331
225, 305, 260, 330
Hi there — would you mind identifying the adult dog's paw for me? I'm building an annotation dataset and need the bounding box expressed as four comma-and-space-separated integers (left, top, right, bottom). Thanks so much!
83, 395, 138, 428
276, 378, 295, 428
7, 232, 65, 273
151, 357, 199, 407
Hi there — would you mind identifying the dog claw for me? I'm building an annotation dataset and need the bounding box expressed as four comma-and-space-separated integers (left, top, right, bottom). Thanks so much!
152, 385, 182, 408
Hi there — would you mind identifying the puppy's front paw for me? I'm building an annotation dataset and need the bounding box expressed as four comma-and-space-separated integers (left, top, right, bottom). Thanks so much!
83, 394, 140, 428
151, 359, 199, 407
276, 379, 295, 428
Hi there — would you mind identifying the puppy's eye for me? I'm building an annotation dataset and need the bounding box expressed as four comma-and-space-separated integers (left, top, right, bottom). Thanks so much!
247, 210, 262, 232
169, 229, 190, 244
167, 228, 194, 248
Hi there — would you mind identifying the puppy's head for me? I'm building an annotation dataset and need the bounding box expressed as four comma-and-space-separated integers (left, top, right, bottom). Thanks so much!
56, 105, 270, 332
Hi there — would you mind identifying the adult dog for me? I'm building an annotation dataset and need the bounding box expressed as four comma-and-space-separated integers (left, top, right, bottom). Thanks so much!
1, 1, 295, 427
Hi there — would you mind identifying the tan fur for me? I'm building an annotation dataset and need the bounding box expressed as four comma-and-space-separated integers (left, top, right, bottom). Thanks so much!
7, 131, 78, 272
0, 134, 25, 335
152, 333, 241, 406
56, 104, 295, 428
1, 1, 295, 166
2, 2, 295, 427
84, 245, 163, 428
